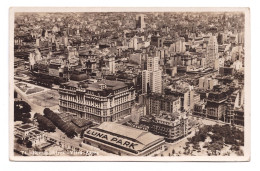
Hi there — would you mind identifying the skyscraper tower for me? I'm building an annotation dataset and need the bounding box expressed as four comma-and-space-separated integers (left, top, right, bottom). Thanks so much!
142, 56, 162, 94
136, 14, 146, 29
206, 36, 219, 68
108, 56, 116, 74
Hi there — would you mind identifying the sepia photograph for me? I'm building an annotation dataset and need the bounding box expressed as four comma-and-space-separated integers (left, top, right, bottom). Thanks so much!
9, 7, 250, 161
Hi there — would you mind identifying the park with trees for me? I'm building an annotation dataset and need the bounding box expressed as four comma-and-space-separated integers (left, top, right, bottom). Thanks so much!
16, 137, 33, 148
43, 108, 78, 138
14, 100, 32, 124
184, 124, 244, 156
34, 113, 56, 132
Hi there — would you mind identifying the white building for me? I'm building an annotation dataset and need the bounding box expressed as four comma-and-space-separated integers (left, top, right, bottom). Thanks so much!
142, 56, 162, 94
199, 77, 218, 90
206, 36, 219, 68
108, 56, 116, 74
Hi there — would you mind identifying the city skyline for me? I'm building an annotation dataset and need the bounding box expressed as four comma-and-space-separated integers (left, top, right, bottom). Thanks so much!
10, 8, 250, 161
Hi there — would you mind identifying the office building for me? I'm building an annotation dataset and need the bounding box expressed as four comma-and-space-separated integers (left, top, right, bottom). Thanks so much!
59, 80, 135, 123
142, 56, 162, 94
206, 36, 219, 68
136, 14, 145, 29
199, 77, 218, 90
165, 88, 195, 111
140, 111, 190, 142
205, 85, 231, 120
150, 33, 164, 48
147, 93, 181, 115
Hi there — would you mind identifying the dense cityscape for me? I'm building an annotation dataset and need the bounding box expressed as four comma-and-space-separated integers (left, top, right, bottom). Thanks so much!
13, 12, 245, 157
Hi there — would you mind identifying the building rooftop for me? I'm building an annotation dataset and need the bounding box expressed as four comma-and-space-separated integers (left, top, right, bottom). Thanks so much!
149, 93, 179, 102
31, 129, 42, 135
87, 80, 128, 91
95, 122, 164, 148
18, 124, 34, 130
61, 79, 130, 94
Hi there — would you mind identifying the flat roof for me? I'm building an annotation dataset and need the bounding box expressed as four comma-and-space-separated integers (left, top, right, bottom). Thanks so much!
62, 80, 128, 91
19, 124, 34, 130
89, 122, 164, 151
31, 130, 42, 135
87, 80, 127, 91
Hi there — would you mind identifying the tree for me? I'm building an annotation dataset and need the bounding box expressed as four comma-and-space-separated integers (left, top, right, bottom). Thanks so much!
14, 101, 32, 122
26, 141, 32, 148
65, 127, 77, 138
15, 101, 31, 114
23, 112, 31, 118
43, 108, 78, 138
236, 149, 244, 156
17, 138, 23, 145
43, 108, 52, 116
34, 113, 56, 132
230, 145, 240, 152
21, 117, 32, 124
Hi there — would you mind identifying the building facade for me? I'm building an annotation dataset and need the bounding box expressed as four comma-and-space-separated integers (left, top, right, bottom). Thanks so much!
140, 111, 190, 142
206, 36, 219, 68
59, 80, 135, 123
142, 56, 162, 94
14, 124, 45, 147
136, 14, 146, 29
147, 93, 181, 115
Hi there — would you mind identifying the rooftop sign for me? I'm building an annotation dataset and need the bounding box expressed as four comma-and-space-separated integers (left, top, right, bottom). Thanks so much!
85, 129, 140, 150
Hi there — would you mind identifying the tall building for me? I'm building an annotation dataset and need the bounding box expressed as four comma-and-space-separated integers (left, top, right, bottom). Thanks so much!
199, 77, 218, 90
133, 36, 138, 50
150, 33, 164, 48
142, 70, 149, 93
175, 37, 186, 53
238, 31, 244, 44
108, 56, 116, 74
147, 55, 159, 71
165, 88, 195, 111
36, 38, 40, 47
142, 56, 162, 94
64, 36, 69, 47
205, 85, 231, 120
147, 93, 181, 115
136, 14, 145, 29
206, 36, 219, 68
225, 88, 244, 124
59, 80, 135, 123
150, 70, 162, 94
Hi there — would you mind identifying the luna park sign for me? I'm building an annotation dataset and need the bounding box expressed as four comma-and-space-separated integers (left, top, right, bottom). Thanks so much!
85, 129, 139, 150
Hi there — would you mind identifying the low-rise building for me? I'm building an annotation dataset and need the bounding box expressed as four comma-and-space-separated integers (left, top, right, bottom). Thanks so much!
14, 124, 45, 147
82, 122, 165, 156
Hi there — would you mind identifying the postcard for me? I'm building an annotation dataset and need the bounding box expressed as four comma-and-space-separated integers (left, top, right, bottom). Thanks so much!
9, 7, 250, 161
